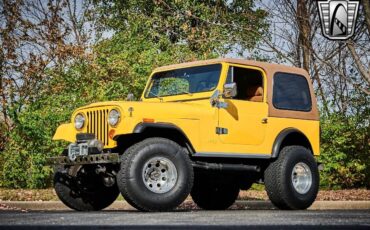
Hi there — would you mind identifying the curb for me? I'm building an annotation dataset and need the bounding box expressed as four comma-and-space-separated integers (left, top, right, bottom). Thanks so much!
236, 200, 370, 210
309, 200, 370, 210
1, 200, 369, 211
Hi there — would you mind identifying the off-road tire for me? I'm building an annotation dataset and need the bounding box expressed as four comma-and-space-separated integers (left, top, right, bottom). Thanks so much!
264, 145, 319, 210
191, 174, 240, 210
117, 138, 193, 212
54, 166, 119, 211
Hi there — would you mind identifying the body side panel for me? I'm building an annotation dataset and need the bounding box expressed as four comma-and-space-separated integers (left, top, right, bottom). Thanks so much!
193, 117, 319, 156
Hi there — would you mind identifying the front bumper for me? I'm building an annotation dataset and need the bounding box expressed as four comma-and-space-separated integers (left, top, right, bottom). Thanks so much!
48, 135, 120, 166
47, 153, 120, 166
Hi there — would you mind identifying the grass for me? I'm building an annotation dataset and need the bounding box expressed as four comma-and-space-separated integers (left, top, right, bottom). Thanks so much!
250, 183, 265, 191
0, 188, 58, 201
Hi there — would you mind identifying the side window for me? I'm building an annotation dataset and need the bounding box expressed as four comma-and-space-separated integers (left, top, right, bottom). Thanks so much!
273, 73, 312, 111
226, 66, 264, 102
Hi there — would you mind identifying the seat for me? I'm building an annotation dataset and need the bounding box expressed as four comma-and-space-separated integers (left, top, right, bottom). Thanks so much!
245, 86, 263, 102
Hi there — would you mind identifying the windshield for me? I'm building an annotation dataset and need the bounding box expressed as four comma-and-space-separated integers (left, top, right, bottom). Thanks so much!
145, 64, 222, 98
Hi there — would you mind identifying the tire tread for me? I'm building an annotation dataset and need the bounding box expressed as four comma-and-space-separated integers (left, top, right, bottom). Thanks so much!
264, 145, 319, 210
117, 137, 193, 212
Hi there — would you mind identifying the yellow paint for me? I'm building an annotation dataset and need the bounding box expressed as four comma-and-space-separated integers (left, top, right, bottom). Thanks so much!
53, 123, 76, 143
53, 61, 320, 156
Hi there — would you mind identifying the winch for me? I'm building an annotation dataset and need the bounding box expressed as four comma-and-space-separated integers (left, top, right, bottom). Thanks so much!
68, 133, 104, 161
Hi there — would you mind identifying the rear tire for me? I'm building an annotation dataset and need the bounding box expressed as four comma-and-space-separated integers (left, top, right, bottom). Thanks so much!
54, 165, 119, 211
264, 145, 319, 210
117, 138, 193, 212
191, 173, 239, 210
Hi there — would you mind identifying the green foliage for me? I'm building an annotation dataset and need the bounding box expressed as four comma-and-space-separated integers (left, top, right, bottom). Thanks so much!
0, 61, 101, 188
319, 113, 369, 189
0, 118, 60, 188
92, 0, 268, 55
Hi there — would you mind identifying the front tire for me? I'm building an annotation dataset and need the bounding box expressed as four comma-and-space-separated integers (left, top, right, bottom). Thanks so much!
54, 165, 119, 211
264, 145, 319, 210
117, 138, 193, 212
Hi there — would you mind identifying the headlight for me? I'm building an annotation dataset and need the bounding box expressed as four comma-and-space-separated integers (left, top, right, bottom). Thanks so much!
74, 113, 85, 130
108, 109, 120, 126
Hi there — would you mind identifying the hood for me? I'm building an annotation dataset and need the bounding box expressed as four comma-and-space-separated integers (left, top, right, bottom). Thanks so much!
73, 99, 214, 121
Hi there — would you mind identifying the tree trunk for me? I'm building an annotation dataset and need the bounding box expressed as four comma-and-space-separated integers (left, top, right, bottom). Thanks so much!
0, 49, 10, 131
297, 1, 311, 72
363, 0, 370, 34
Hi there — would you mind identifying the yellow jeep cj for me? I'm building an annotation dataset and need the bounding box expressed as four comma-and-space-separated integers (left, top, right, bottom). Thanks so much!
50, 58, 320, 211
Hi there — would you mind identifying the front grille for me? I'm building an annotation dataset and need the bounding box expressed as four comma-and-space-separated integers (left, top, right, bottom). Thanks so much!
86, 109, 109, 146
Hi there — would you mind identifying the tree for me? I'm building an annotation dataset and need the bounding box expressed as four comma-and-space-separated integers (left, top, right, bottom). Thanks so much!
0, 0, 92, 188
92, 0, 268, 56
0, 0, 91, 149
88, 0, 268, 98
256, 0, 369, 113
255, 0, 369, 188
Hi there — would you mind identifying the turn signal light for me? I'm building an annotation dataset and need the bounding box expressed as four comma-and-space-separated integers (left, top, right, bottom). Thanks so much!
108, 129, 115, 139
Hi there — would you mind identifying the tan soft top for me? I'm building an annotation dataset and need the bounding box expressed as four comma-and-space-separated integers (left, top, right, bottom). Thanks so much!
154, 58, 303, 74
155, 58, 319, 121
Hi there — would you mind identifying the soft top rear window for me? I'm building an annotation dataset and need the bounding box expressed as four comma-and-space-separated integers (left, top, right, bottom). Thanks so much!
273, 72, 312, 112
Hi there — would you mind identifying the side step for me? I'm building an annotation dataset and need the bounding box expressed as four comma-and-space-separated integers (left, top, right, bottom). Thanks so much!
47, 153, 120, 166
192, 161, 261, 172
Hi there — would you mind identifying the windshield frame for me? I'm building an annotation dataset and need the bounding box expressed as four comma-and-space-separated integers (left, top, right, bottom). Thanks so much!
143, 64, 223, 99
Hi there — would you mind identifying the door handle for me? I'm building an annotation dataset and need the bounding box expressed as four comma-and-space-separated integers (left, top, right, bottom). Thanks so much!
261, 118, 268, 124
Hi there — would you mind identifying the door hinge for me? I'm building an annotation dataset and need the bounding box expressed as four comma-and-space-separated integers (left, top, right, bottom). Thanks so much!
216, 127, 228, 135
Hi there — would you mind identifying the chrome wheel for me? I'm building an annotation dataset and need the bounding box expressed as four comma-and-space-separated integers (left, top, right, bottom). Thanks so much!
142, 157, 178, 194
291, 162, 312, 194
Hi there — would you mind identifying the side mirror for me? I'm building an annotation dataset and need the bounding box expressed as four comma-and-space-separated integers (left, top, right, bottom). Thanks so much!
223, 83, 237, 98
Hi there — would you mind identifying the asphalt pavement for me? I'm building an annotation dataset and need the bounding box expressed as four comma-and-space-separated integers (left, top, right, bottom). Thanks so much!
0, 208, 369, 229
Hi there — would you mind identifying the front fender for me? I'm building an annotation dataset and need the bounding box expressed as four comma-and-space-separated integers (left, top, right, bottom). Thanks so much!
52, 123, 76, 143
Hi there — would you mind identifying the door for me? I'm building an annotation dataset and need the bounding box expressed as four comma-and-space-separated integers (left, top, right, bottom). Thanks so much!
218, 65, 268, 146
